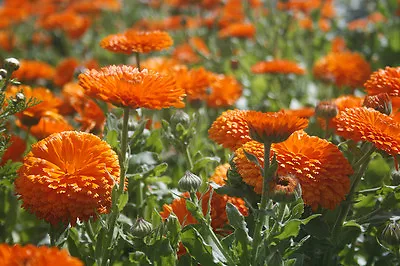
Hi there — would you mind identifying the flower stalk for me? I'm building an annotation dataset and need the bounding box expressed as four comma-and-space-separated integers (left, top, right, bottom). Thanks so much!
252, 141, 272, 264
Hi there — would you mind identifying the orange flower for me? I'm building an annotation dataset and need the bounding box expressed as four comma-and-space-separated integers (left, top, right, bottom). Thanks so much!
15, 131, 120, 225
39, 11, 91, 40
100, 30, 173, 54
12, 60, 55, 81
0, 135, 26, 165
299, 17, 313, 30
177, 67, 216, 101
251, 59, 305, 75
208, 109, 252, 151
318, 18, 331, 32
27, 112, 74, 140
335, 107, 400, 158
206, 74, 242, 107
160, 192, 197, 226
0, 31, 15, 51
54, 58, 80, 87
218, 23, 256, 39
234, 131, 353, 210
364, 67, 400, 97
363, 93, 392, 115
141, 56, 181, 74
331, 36, 346, 52
281, 107, 315, 118
7, 85, 62, 126
277, 0, 321, 13
173, 43, 201, 64
78, 65, 185, 109
313, 51, 371, 88
245, 110, 309, 143
189, 37, 210, 57
0, 244, 83, 266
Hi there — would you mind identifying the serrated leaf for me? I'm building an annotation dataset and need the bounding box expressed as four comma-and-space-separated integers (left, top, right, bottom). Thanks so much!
274, 214, 320, 241
243, 150, 263, 174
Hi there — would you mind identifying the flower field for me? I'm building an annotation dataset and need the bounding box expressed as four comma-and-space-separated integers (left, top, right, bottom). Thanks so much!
0, 0, 399, 265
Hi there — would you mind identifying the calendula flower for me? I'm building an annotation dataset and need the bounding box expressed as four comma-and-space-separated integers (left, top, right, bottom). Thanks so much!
177, 67, 216, 101
189, 37, 210, 57
331, 36, 346, 52
0, 135, 26, 165
269, 175, 301, 203
0, 244, 83, 266
245, 110, 309, 143
160, 192, 197, 226
234, 131, 353, 210
173, 43, 201, 64
39, 11, 91, 40
0, 31, 15, 52
15, 131, 120, 225
208, 109, 252, 150
141, 57, 181, 74
7, 85, 62, 126
12, 60, 55, 81
364, 67, 400, 97
282, 108, 315, 118
313, 51, 371, 88
206, 74, 242, 107
100, 30, 173, 54
22, 112, 73, 140
277, 0, 320, 13
54, 58, 80, 87
335, 107, 400, 160
251, 59, 305, 75
78, 65, 185, 109
218, 22, 256, 39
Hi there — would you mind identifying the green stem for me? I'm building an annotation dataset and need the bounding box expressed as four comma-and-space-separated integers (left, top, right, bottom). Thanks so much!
185, 145, 194, 171
331, 146, 375, 238
102, 107, 130, 266
135, 52, 141, 70
252, 142, 272, 264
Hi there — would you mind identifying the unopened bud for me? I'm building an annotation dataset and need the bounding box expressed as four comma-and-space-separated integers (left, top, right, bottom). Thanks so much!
391, 170, 400, 186
171, 110, 190, 128
178, 171, 202, 192
0, 69, 7, 79
315, 101, 338, 119
363, 93, 392, 115
269, 174, 301, 203
380, 222, 400, 247
4, 58, 20, 72
12, 92, 25, 105
131, 218, 153, 238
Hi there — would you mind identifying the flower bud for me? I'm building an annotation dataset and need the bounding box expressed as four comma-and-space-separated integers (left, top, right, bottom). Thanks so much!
391, 170, 400, 186
380, 222, 400, 247
131, 218, 153, 238
315, 101, 338, 119
170, 110, 190, 128
4, 58, 20, 72
0, 69, 7, 79
363, 93, 392, 115
178, 171, 202, 192
231, 59, 239, 70
269, 174, 301, 203
12, 92, 25, 105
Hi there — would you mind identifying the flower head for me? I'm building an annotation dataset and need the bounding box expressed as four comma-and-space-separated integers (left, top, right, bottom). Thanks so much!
1, 135, 26, 165
363, 93, 392, 115
54, 58, 80, 87
251, 59, 305, 75
245, 110, 308, 143
364, 67, 400, 97
234, 131, 353, 210
313, 51, 371, 88
208, 109, 252, 150
0, 244, 83, 266
15, 131, 120, 225
100, 30, 173, 54
218, 23, 256, 39
269, 175, 301, 203
12, 60, 55, 81
335, 107, 400, 158
206, 74, 242, 107
78, 65, 185, 109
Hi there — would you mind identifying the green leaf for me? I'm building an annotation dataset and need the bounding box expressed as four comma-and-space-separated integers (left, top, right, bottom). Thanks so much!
274, 214, 320, 241
181, 225, 225, 266
302, 216, 331, 239
106, 129, 119, 148
129, 251, 151, 265
243, 149, 263, 174
118, 192, 129, 212
337, 221, 363, 246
